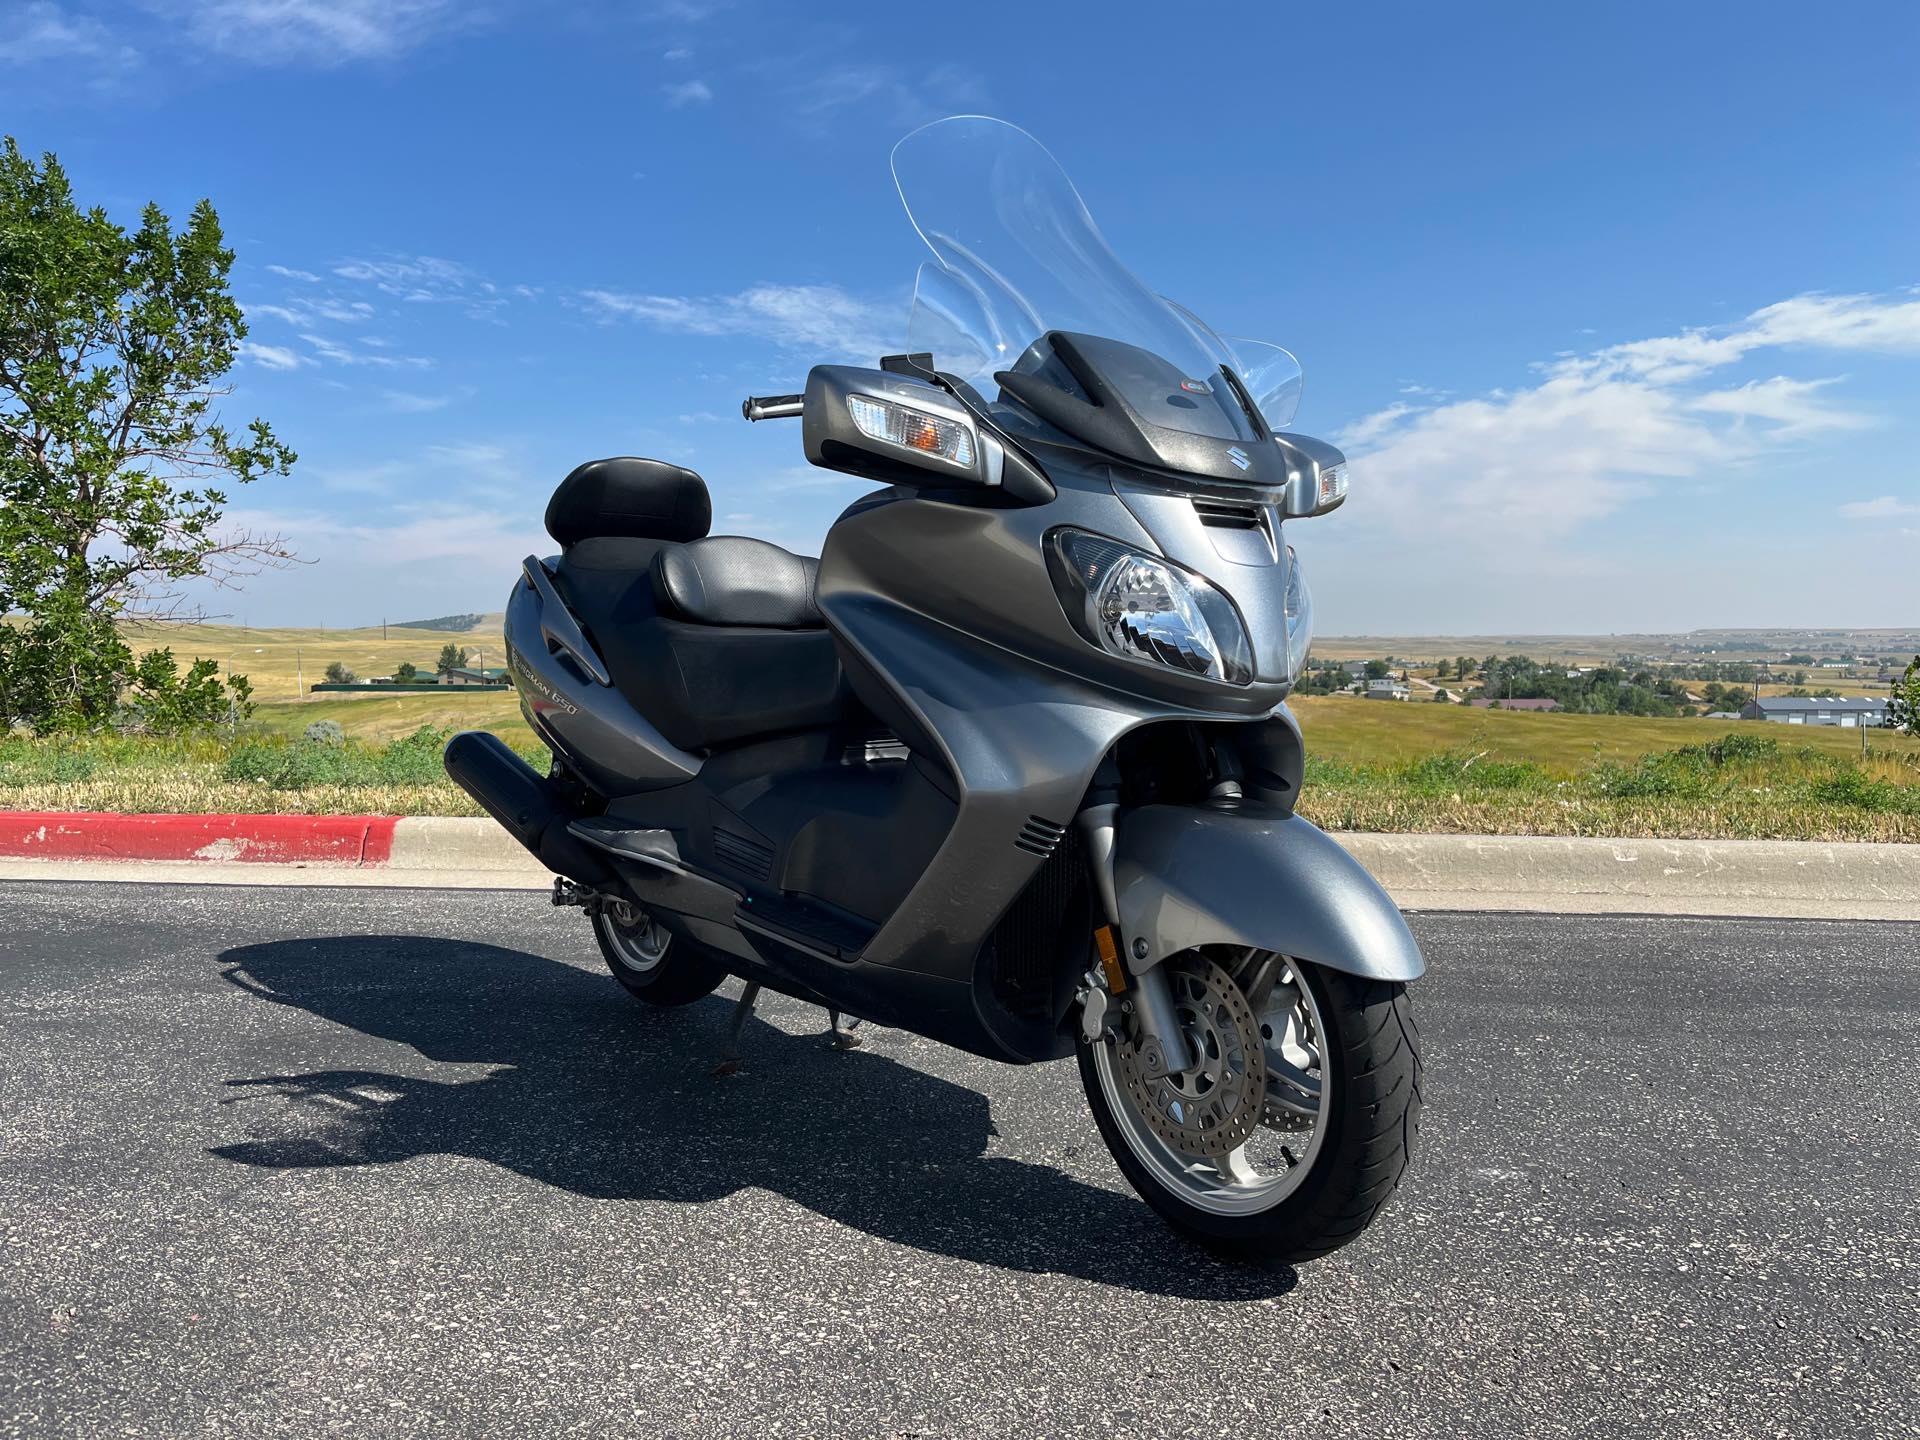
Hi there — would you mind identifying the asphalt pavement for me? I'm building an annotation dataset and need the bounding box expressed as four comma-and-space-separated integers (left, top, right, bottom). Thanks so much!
1, 882, 1915, 1438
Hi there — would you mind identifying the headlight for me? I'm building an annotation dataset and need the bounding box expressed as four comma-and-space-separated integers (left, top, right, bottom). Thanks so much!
1283, 544, 1313, 687
1047, 529, 1253, 686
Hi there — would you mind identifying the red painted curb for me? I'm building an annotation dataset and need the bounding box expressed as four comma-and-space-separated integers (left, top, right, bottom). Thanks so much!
0, 812, 400, 866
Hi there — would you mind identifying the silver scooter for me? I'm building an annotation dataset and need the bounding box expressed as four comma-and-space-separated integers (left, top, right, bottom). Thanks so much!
446, 117, 1423, 1260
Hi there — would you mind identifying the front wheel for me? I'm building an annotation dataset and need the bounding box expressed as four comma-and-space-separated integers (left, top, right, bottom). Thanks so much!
1078, 951, 1421, 1262
593, 899, 728, 1007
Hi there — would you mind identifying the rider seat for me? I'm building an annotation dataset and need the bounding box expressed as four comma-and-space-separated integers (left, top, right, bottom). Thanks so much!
545, 458, 847, 751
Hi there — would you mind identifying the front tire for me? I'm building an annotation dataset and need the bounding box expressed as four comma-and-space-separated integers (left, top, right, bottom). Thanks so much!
593, 900, 727, 1007
1078, 955, 1421, 1262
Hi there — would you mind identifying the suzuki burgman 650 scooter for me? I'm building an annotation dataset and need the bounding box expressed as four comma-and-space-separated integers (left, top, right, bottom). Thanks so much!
445, 117, 1423, 1261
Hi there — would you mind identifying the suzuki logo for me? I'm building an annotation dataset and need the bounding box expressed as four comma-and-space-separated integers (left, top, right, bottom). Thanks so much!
1225, 446, 1251, 471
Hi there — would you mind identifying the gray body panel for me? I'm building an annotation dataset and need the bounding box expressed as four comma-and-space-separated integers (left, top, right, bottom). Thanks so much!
463, 377, 1421, 1067
502, 564, 702, 793
1113, 805, 1426, 982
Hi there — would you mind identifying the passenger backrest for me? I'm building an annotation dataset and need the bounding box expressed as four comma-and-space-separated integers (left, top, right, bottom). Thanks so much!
544, 457, 711, 547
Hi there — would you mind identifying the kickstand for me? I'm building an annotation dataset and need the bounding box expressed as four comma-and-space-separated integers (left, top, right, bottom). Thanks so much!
713, 981, 762, 1076
826, 1008, 864, 1051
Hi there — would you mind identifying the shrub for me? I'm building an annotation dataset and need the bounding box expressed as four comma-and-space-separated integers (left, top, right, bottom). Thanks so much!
220, 725, 457, 790
372, 726, 453, 784
1399, 751, 1549, 794
223, 737, 351, 788
304, 720, 345, 746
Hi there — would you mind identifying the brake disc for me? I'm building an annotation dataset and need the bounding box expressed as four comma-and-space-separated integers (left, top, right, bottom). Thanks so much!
1111, 954, 1269, 1157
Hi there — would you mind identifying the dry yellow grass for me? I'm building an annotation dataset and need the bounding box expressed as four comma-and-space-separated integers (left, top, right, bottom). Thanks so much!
252, 691, 526, 743
1287, 695, 1919, 773
119, 617, 506, 700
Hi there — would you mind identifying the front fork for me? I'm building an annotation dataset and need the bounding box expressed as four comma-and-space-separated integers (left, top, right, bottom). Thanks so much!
1076, 803, 1195, 1076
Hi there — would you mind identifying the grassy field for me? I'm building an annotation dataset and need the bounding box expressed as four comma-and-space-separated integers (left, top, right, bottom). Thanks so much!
121, 617, 505, 700
6, 691, 1919, 840
1287, 696, 1916, 770
253, 691, 525, 742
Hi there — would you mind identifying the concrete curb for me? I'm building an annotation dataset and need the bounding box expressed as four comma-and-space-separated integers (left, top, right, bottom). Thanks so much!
1333, 833, 1920, 922
0, 812, 1914, 919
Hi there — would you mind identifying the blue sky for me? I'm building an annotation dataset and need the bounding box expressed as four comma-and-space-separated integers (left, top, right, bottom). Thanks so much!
5, 0, 1917, 634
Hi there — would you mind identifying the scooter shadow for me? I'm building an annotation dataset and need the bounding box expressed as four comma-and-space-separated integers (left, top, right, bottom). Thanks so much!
211, 935, 1296, 1301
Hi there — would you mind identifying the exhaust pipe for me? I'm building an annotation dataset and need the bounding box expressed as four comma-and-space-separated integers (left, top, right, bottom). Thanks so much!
443, 731, 612, 887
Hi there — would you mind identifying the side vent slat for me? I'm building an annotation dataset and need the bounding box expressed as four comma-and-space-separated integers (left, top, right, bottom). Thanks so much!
1193, 498, 1266, 530
1013, 814, 1067, 858
713, 829, 774, 882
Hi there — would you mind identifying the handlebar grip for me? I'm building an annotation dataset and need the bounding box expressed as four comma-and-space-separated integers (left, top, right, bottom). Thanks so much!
742, 394, 804, 422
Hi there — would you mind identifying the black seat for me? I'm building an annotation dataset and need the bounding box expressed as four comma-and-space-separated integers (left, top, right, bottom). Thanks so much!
651, 536, 822, 628
544, 458, 846, 751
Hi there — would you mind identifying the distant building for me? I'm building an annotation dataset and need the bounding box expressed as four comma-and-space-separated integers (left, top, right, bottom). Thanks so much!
1365, 679, 1410, 701
443, 666, 511, 688
372, 665, 441, 686
1704, 711, 1742, 720
1469, 697, 1560, 712
1739, 696, 1888, 728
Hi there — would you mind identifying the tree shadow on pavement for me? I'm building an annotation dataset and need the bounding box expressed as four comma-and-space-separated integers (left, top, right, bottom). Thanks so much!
211, 935, 1296, 1301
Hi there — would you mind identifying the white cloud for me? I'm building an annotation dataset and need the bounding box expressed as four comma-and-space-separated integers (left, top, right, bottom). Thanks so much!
577, 282, 896, 361
161, 0, 470, 65
783, 59, 985, 128
1559, 289, 1920, 385
1333, 402, 1420, 450
330, 254, 515, 321
299, 333, 433, 369
0, 3, 134, 66
1342, 374, 1724, 536
423, 442, 511, 469
1339, 287, 1920, 544
662, 79, 712, 106
218, 504, 547, 622
265, 264, 320, 282
1689, 376, 1871, 438
239, 341, 308, 371
663, 46, 692, 61
381, 389, 454, 413
249, 297, 375, 326
1837, 495, 1920, 521
303, 441, 520, 499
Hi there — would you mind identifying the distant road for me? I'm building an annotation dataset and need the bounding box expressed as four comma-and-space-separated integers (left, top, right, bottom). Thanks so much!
2, 884, 1915, 1438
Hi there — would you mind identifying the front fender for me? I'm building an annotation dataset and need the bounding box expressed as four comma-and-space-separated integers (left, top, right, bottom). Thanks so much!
1113, 804, 1425, 982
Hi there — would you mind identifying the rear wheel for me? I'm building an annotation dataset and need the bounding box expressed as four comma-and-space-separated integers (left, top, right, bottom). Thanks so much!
1078, 950, 1420, 1262
593, 899, 727, 1006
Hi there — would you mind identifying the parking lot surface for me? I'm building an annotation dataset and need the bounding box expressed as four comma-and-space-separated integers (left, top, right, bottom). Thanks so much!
2, 882, 1915, 1438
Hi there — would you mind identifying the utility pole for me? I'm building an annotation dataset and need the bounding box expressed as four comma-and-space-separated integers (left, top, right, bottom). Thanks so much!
295, 647, 304, 700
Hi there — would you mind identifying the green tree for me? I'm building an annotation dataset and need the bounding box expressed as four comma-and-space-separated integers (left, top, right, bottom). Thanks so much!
1363, 659, 1391, 681
1887, 655, 1920, 734
323, 661, 355, 684
1434, 658, 1451, 679
1432, 687, 1450, 703
436, 643, 470, 675
0, 137, 293, 732
393, 660, 418, 683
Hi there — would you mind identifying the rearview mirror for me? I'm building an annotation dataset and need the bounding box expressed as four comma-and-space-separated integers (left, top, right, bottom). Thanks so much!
1273, 432, 1349, 518
803, 365, 1004, 490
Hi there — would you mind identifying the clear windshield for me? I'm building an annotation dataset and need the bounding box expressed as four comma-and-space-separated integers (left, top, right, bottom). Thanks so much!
892, 116, 1303, 430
